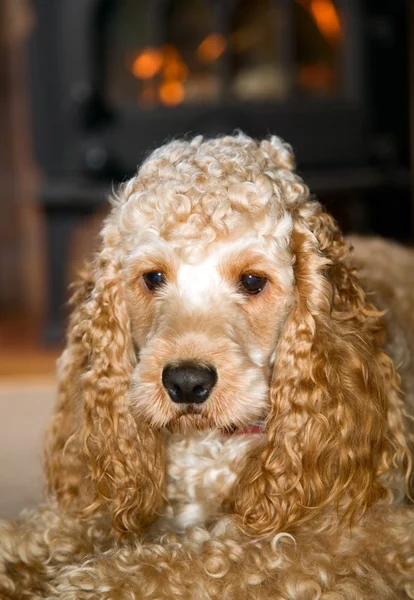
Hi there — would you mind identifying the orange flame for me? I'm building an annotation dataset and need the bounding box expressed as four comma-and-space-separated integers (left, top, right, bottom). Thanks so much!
159, 81, 185, 106
162, 45, 189, 81
298, 0, 342, 44
159, 45, 188, 106
197, 33, 226, 63
299, 64, 333, 90
131, 48, 163, 79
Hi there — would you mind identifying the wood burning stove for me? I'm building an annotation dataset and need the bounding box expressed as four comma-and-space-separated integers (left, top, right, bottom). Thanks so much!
28, 0, 411, 341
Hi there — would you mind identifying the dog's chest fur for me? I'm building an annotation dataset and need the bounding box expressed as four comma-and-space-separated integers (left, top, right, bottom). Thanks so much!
151, 432, 263, 534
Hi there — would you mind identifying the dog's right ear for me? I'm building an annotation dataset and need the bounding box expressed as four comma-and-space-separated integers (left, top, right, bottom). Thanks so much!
44, 238, 165, 537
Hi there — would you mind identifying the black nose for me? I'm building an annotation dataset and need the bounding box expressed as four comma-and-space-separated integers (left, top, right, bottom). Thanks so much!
162, 363, 217, 404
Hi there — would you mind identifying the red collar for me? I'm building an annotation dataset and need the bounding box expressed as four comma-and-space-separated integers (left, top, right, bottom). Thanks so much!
237, 423, 266, 435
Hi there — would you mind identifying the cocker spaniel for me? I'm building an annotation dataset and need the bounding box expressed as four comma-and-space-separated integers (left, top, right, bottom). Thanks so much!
1, 133, 414, 599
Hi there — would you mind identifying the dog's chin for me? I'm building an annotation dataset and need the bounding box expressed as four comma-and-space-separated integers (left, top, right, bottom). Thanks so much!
166, 409, 216, 434
164, 407, 267, 435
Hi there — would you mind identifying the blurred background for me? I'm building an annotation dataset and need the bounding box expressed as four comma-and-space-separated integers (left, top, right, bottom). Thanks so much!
0, 0, 413, 515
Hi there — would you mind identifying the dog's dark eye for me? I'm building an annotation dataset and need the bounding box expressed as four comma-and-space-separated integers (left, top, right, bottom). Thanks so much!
143, 271, 165, 291
240, 274, 267, 295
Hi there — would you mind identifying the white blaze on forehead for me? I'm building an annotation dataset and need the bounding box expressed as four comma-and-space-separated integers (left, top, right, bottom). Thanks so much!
177, 255, 227, 307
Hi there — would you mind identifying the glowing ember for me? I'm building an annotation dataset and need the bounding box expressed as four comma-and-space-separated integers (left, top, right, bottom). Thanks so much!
163, 47, 188, 81
298, 63, 333, 90
159, 81, 185, 106
128, 33, 225, 107
298, 0, 342, 44
131, 48, 163, 79
129, 44, 188, 107
197, 33, 226, 63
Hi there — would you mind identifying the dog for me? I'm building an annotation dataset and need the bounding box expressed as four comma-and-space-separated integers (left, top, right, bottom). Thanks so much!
1, 133, 413, 599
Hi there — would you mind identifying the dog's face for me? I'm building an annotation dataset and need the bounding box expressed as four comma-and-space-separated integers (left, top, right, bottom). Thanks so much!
123, 223, 294, 433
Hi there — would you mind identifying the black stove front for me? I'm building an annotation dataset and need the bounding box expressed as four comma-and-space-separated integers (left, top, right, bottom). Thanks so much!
28, 0, 411, 341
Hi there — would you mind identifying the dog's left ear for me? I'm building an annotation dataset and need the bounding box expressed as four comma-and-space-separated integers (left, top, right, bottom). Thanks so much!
234, 201, 411, 536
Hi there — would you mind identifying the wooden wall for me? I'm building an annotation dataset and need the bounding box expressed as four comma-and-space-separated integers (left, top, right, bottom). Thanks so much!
0, 0, 43, 315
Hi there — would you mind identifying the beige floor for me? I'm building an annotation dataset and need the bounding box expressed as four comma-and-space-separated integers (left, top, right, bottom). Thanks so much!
0, 313, 60, 519
0, 380, 56, 519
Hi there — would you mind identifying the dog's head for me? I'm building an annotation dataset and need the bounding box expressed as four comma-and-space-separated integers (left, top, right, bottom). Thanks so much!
45, 134, 411, 537
122, 135, 297, 433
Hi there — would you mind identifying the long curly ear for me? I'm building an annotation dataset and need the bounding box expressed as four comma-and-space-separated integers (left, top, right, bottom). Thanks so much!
44, 236, 165, 536
234, 201, 411, 536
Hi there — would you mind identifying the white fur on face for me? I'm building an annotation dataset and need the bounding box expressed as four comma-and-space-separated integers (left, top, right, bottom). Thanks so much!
174, 235, 293, 308
176, 258, 229, 308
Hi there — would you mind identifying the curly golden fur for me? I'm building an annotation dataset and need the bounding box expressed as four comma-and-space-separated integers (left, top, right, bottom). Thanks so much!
1, 133, 413, 599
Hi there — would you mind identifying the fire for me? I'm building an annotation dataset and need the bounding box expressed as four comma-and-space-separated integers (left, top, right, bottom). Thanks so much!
159, 81, 185, 106
197, 33, 226, 63
162, 45, 189, 81
160, 45, 188, 106
131, 48, 163, 79
298, 63, 333, 90
298, 0, 342, 44
129, 32, 225, 107
129, 44, 189, 107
